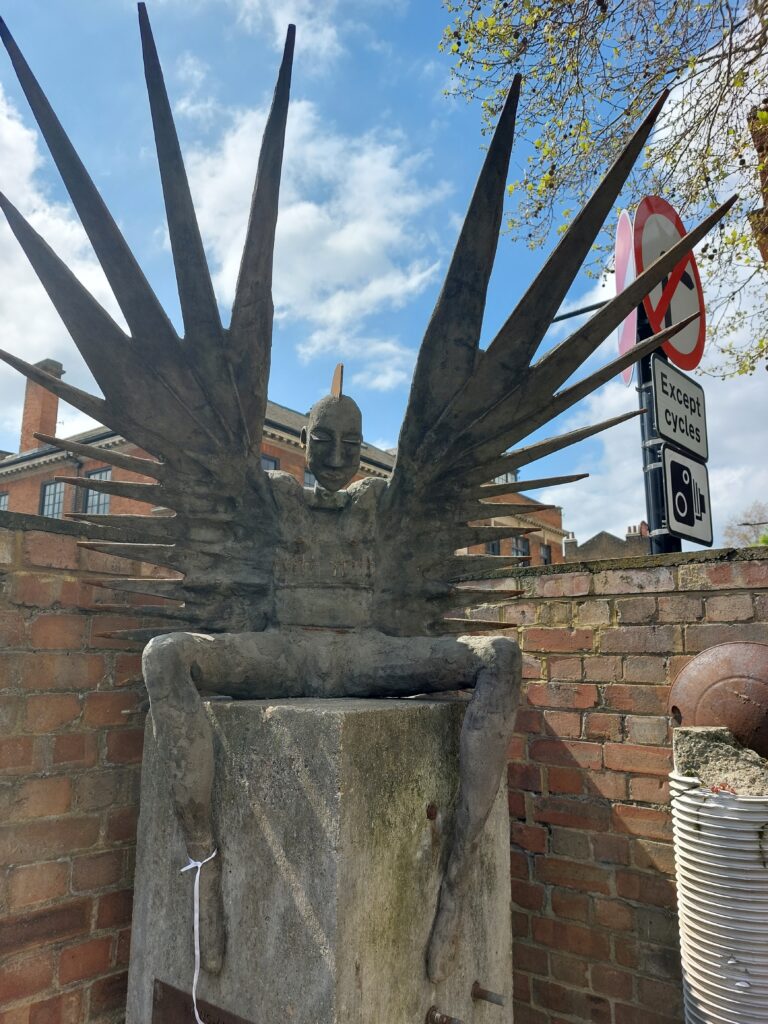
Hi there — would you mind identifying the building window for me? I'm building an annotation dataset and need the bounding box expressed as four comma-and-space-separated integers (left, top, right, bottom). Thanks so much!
540, 543, 552, 565
85, 468, 111, 515
261, 455, 279, 472
0, 492, 8, 511
511, 536, 530, 564
304, 470, 316, 487
485, 539, 501, 555
40, 481, 65, 518
494, 469, 519, 485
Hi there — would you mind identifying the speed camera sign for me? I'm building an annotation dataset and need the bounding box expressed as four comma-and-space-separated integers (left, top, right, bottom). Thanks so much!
662, 447, 712, 546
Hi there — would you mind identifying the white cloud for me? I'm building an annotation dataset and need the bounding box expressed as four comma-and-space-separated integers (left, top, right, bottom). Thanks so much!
186, 96, 448, 390
173, 53, 222, 126
0, 85, 117, 452
231, 0, 343, 64
156, 0, 344, 66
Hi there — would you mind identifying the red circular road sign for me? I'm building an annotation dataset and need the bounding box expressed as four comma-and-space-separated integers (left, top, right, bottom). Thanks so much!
634, 196, 706, 370
615, 209, 637, 386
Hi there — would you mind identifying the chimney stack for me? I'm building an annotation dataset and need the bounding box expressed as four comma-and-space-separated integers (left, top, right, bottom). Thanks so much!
19, 359, 64, 453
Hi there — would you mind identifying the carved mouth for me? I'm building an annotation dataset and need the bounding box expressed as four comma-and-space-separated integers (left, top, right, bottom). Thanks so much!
320, 470, 351, 484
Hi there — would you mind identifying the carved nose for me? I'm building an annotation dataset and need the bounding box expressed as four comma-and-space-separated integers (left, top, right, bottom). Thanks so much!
327, 442, 345, 467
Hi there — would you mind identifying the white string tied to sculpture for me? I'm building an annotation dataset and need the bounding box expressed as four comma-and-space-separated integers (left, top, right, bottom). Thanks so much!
181, 849, 218, 1024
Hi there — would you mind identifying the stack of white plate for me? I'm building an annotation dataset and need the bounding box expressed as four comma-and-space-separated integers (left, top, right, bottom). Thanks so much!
670, 771, 768, 1024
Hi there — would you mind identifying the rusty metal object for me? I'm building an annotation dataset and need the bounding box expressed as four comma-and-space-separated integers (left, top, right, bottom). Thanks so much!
152, 979, 255, 1023
425, 1007, 465, 1024
471, 980, 505, 1006
669, 642, 768, 757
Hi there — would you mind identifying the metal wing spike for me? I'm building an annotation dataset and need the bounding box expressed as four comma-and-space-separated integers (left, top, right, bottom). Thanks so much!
445, 586, 525, 601
464, 311, 700, 464
455, 524, 538, 547
533, 196, 737, 392
474, 474, 589, 497
55, 475, 163, 507
419, 91, 670, 460
65, 512, 180, 540
445, 197, 734, 464
485, 89, 668, 369
228, 24, 295, 448
437, 554, 530, 581
0, 17, 177, 345
0, 348, 107, 423
0, 192, 138, 402
395, 76, 522, 469
94, 627, 187, 643
138, 7, 224, 356
545, 314, 698, 420
439, 619, 513, 634
465, 408, 643, 485
33, 433, 166, 481
77, 541, 183, 570
90, 578, 184, 600
457, 501, 557, 523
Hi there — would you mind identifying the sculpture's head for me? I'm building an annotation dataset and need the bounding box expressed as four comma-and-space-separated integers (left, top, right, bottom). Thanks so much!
301, 365, 362, 492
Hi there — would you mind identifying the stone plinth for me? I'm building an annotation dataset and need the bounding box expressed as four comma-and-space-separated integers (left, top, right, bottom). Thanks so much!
126, 698, 512, 1023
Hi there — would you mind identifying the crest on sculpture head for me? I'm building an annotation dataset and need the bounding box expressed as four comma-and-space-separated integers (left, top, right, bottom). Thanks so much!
301, 364, 362, 493
0, 6, 733, 641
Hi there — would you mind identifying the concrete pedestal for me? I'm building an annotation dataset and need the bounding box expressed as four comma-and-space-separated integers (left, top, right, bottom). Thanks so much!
126, 698, 512, 1023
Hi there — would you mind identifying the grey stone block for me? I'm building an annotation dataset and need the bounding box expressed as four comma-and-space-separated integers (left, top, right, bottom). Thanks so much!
127, 698, 512, 1023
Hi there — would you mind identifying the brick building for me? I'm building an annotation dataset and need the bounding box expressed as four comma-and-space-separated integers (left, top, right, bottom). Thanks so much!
564, 522, 651, 562
0, 361, 568, 565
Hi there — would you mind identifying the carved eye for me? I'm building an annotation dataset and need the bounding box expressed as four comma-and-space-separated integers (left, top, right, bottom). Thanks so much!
310, 431, 331, 443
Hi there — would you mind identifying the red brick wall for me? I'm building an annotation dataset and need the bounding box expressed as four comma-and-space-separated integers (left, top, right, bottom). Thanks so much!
499, 551, 768, 1024
0, 528, 147, 1023
3, 530, 766, 1023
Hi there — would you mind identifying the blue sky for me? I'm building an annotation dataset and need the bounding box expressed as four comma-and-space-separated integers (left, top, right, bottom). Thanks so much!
0, 0, 765, 547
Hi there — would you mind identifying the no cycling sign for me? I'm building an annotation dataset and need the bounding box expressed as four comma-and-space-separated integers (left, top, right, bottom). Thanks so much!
634, 196, 706, 371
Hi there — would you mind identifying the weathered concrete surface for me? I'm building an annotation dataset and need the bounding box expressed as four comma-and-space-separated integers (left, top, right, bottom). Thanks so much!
673, 726, 768, 795
127, 698, 512, 1024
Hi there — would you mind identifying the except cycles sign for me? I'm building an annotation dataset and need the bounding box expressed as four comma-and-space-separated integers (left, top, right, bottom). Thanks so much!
651, 355, 708, 462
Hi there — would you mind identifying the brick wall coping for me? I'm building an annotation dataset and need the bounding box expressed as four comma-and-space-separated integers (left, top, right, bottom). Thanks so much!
486, 545, 767, 581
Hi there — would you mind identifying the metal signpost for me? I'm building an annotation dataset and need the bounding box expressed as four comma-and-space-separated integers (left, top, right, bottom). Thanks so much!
618, 198, 713, 552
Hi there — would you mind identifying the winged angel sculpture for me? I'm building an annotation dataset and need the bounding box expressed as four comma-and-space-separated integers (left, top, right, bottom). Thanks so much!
0, 5, 730, 985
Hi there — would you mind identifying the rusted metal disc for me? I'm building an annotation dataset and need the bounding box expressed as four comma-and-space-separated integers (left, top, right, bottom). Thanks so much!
669, 642, 768, 757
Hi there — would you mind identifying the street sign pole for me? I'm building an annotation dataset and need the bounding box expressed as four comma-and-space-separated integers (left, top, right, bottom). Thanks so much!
636, 303, 682, 554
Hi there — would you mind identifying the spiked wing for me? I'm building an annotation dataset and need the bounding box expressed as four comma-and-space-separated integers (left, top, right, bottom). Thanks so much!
375, 85, 734, 635
0, 9, 295, 634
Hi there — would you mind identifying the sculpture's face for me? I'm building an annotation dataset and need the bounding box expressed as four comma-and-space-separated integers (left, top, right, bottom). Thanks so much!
303, 396, 363, 492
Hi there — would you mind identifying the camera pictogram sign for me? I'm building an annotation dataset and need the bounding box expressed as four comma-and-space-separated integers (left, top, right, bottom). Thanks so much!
662, 446, 712, 546
634, 196, 706, 371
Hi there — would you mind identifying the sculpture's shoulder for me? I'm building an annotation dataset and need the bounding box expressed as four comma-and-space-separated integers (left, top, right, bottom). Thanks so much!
267, 470, 306, 505
346, 475, 388, 508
